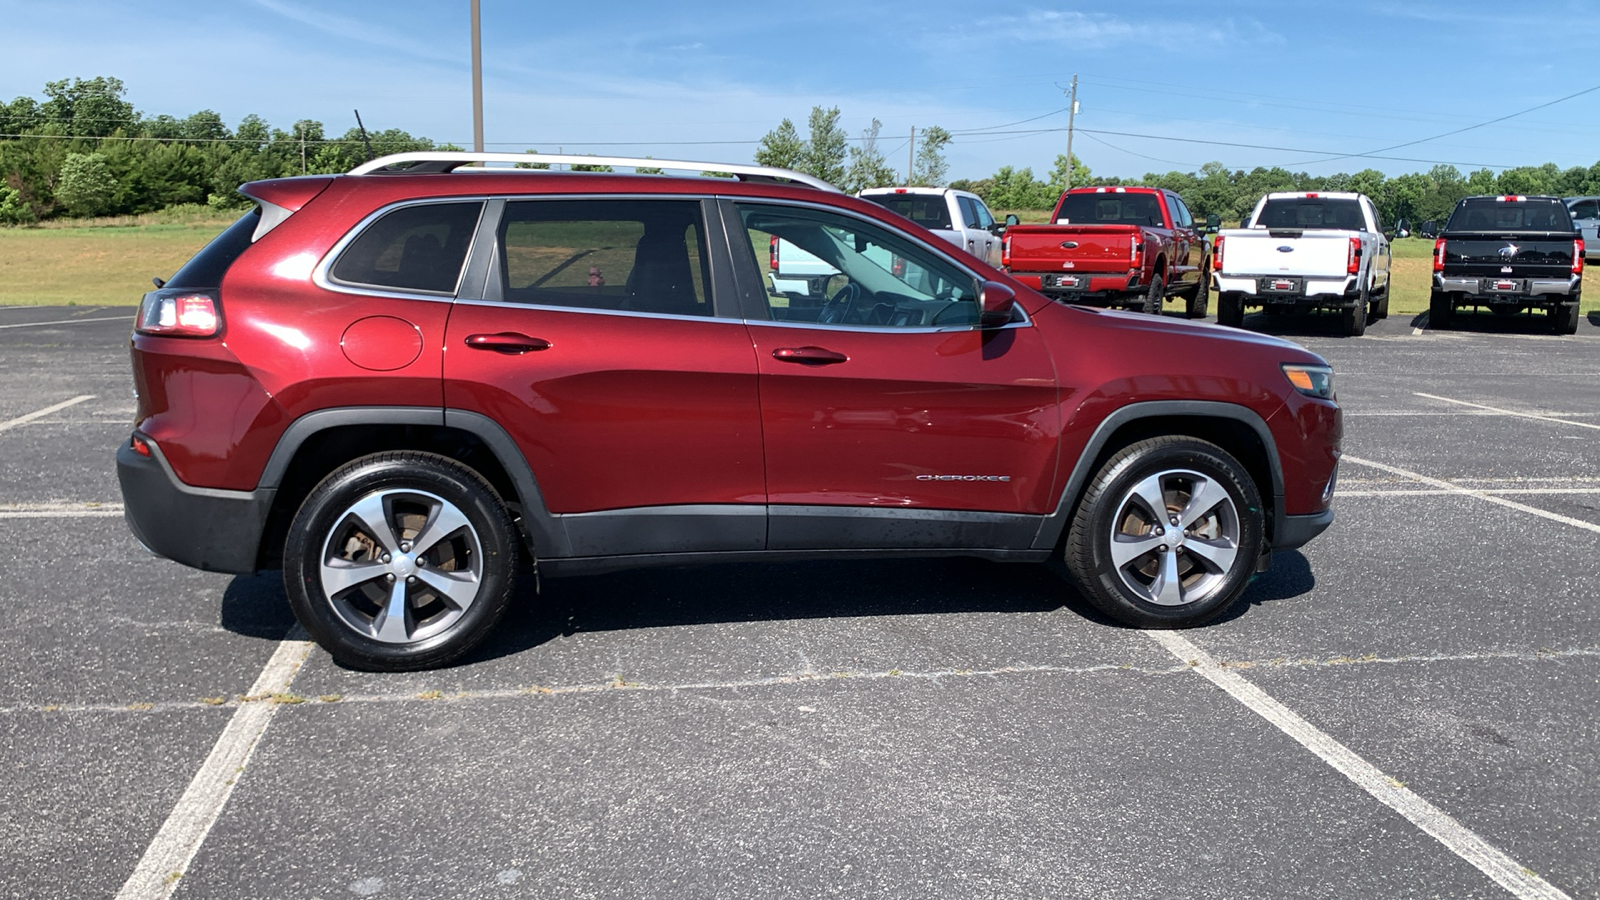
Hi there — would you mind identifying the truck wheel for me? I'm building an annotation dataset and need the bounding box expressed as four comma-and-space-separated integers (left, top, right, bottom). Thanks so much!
1373, 286, 1390, 321
1141, 273, 1165, 316
1063, 436, 1264, 628
1217, 292, 1244, 328
1185, 267, 1210, 319
1342, 291, 1367, 337
1429, 290, 1453, 328
1552, 302, 1580, 335
283, 452, 519, 671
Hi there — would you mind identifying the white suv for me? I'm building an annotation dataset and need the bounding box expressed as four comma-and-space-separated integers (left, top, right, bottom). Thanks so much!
858, 187, 1006, 268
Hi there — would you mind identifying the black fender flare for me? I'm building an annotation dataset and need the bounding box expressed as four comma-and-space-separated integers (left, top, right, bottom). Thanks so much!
1030, 400, 1286, 551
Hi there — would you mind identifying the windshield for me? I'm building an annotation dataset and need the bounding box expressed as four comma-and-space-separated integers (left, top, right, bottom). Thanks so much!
860, 194, 953, 230
1447, 198, 1573, 233
1052, 192, 1163, 226
1255, 198, 1365, 230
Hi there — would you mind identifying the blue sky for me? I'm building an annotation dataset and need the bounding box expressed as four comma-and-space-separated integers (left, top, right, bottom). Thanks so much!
3, 0, 1599, 182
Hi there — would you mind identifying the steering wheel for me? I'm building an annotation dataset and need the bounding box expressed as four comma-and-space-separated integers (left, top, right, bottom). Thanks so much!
817, 282, 861, 325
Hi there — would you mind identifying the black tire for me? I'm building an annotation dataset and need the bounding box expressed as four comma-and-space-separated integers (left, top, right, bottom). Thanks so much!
1217, 291, 1244, 328
1552, 301, 1580, 335
1429, 290, 1453, 329
1373, 283, 1390, 321
1063, 437, 1264, 628
1185, 265, 1210, 319
284, 452, 519, 671
1141, 272, 1165, 316
1342, 290, 1367, 337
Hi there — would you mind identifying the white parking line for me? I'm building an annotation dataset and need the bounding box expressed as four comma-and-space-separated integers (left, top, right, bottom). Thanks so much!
0, 315, 129, 330
1337, 488, 1600, 498
115, 630, 312, 900
1415, 393, 1600, 431
1343, 456, 1600, 535
0, 395, 94, 433
1149, 631, 1573, 900
0, 502, 123, 518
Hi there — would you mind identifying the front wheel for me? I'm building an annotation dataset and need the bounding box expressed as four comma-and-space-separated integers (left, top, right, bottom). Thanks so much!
1185, 266, 1211, 319
1063, 437, 1264, 628
284, 452, 519, 671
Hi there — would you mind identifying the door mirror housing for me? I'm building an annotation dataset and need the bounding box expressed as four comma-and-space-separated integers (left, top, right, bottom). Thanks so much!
1205, 213, 1222, 231
979, 280, 1017, 327
1004, 214, 1020, 227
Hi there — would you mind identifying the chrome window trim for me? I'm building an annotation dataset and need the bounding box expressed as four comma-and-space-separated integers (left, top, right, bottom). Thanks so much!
725, 196, 1031, 333
314, 197, 488, 300
451, 296, 749, 326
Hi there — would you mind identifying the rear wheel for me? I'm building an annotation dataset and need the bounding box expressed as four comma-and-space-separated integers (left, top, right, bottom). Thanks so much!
1342, 289, 1368, 337
284, 452, 518, 671
1217, 291, 1244, 328
1552, 301, 1580, 335
1063, 437, 1264, 628
1429, 290, 1453, 329
1141, 273, 1165, 316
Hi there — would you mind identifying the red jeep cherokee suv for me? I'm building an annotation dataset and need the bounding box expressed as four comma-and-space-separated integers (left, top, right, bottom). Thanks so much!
118, 152, 1340, 671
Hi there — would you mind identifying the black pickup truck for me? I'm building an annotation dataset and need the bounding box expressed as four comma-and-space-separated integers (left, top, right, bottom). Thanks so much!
1431, 195, 1583, 334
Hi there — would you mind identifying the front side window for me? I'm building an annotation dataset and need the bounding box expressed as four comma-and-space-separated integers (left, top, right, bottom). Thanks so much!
1569, 200, 1599, 221
971, 199, 996, 231
497, 199, 710, 316
331, 202, 482, 294
738, 202, 981, 328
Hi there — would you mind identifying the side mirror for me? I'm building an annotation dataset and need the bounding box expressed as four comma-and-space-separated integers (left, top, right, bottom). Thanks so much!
979, 280, 1017, 328
1004, 214, 1020, 227
1205, 213, 1222, 231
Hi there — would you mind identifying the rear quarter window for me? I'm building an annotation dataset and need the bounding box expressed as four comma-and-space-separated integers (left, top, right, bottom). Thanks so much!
331, 201, 484, 294
165, 210, 261, 289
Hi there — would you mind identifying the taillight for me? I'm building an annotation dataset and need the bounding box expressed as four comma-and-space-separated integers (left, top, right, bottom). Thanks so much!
1433, 238, 1447, 273
1347, 237, 1362, 275
1130, 240, 1143, 271
137, 292, 220, 337
130, 434, 152, 457
1213, 235, 1224, 272
891, 255, 906, 277
1001, 234, 1012, 268
768, 235, 779, 271
1575, 239, 1586, 276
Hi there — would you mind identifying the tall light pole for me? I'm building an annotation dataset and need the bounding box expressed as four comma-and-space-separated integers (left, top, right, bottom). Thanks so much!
1063, 74, 1078, 191
471, 0, 484, 152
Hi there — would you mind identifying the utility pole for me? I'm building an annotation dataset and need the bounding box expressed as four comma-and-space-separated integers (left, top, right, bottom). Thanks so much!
1064, 74, 1079, 191
908, 126, 916, 185
471, 0, 484, 152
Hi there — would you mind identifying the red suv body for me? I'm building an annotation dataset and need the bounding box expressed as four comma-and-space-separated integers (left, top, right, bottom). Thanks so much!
118, 153, 1340, 670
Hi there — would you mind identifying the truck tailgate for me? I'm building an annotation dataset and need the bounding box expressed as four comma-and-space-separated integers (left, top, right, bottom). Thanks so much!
1443, 235, 1576, 279
1007, 224, 1136, 272
1222, 230, 1349, 277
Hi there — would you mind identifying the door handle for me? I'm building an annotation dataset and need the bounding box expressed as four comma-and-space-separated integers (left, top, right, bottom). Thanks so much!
465, 332, 551, 353
773, 346, 848, 365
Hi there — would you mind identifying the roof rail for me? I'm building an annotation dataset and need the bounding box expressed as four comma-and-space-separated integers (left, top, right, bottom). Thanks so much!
348, 152, 841, 192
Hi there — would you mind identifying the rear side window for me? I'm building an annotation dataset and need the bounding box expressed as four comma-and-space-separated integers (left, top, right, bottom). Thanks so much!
331, 202, 483, 294
497, 199, 711, 316
165, 210, 261, 289
1570, 200, 1600, 220
1257, 198, 1365, 230
861, 194, 954, 230
1447, 198, 1573, 232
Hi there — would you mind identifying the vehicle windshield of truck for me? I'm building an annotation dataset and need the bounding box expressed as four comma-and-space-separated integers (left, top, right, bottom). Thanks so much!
1255, 198, 1365, 230
1446, 198, 1573, 233
1053, 193, 1162, 226
861, 195, 953, 230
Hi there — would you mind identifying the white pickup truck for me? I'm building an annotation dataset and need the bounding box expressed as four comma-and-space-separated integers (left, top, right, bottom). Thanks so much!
857, 187, 1007, 268
1213, 191, 1392, 336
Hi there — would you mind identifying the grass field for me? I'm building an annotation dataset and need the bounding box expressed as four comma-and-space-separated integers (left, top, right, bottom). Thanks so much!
3, 217, 1598, 317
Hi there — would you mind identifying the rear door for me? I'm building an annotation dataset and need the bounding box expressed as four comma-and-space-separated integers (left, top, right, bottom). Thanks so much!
725, 199, 1060, 550
444, 196, 766, 555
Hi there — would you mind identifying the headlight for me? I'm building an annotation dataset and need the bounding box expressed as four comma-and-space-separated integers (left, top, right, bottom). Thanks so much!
1282, 364, 1334, 400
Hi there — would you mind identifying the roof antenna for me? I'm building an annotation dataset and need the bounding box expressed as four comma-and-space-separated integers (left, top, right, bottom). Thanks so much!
353, 109, 375, 163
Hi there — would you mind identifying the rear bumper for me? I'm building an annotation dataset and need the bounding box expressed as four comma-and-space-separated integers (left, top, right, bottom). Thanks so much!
1435, 274, 1580, 302
1215, 273, 1357, 303
116, 437, 274, 575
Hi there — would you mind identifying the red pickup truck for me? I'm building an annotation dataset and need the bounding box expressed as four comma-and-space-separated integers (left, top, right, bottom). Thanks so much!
1003, 186, 1211, 317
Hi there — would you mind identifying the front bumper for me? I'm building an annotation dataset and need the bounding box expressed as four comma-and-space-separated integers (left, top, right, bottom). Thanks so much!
1273, 508, 1334, 552
117, 436, 274, 574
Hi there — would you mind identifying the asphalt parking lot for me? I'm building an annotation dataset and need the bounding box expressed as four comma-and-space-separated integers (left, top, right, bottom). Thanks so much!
1, 303, 1597, 900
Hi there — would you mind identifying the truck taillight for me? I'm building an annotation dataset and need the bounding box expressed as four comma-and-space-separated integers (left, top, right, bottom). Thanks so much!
1130, 241, 1142, 270
1002, 234, 1011, 268
1575, 239, 1585, 276
1433, 238, 1447, 273
1213, 235, 1224, 272
1347, 237, 1362, 275
136, 291, 220, 337
769, 235, 779, 271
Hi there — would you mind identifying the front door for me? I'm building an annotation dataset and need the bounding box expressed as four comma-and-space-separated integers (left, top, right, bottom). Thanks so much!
727, 200, 1060, 550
